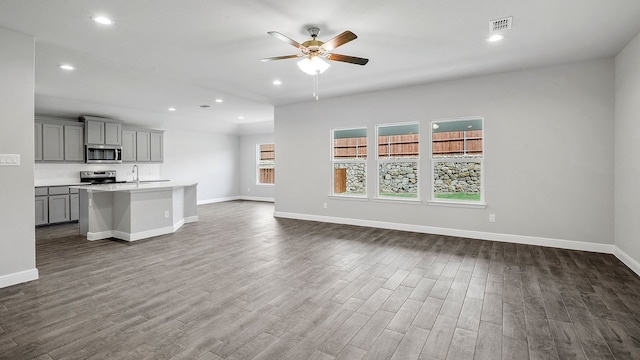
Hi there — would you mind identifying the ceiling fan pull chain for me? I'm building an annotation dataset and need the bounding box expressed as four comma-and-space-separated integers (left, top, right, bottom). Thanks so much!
314, 72, 319, 100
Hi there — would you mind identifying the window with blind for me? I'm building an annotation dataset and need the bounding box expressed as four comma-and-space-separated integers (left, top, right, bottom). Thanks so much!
332, 128, 367, 196
431, 118, 484, 203
257, 144, 275, 184
376, 123, 420, 199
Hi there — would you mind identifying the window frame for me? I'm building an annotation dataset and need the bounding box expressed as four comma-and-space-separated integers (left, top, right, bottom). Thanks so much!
375, 122, 421, 202
331, 127, 368, 198
428, 117, 486, 208
256, 143, 275, 186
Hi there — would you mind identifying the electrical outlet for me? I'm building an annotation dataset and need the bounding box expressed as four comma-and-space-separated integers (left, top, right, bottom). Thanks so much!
489, 214, 496, 223
164, 210, 169, 218
323, 202, 327, 209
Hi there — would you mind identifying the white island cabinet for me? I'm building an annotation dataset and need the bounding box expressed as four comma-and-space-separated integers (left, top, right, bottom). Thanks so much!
73, 182, 198, 241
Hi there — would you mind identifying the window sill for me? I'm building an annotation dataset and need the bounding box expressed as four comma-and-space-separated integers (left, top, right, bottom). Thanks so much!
328, 194, 369, 201
256, 183, 275, 187
427, 200, 487, 209
373, 196, 422, 204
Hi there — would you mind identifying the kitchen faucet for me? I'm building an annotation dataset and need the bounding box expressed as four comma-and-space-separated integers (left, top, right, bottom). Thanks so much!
132, 165, 139, 185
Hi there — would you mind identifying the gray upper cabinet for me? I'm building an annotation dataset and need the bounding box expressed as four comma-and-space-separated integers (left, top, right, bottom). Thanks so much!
82, 116, 122, 146
150, 131, 164, 162
136, 131, 151, 162
121, 130, 136, 162
64, 124, 84, 161
105, 122, 122, 145
36, 117, 85, 162
42, 123, 64, 161
122, 128, 164, 163
85, 120, 104, 145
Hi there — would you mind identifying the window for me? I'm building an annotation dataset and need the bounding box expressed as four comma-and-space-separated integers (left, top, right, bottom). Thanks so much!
332, 128, 367, 196
377, 123, 419, 199
257, 144, 275, 184
431, 118, 484, 203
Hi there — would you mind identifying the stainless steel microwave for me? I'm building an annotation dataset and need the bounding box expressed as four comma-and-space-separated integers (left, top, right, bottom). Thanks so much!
85, 145, 122, 163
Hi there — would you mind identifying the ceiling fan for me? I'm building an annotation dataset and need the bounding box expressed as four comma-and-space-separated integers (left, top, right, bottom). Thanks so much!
260, 27, 369, 75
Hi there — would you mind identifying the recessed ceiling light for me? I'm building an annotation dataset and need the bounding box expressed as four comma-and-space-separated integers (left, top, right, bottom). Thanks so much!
215, 99, 223, 103
272, 80, 282, 85
487, 34, 504, 42
238, 116, 245, 120
168, 107, 176, 111
92, 16, 114, 25
59, 64, 75, 71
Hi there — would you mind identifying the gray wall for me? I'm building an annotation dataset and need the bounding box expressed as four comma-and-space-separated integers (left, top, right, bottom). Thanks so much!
162, 129, 240, 203
239, 133, 275, 201
615, 31, 640, 266
275, 58, 615, 246
0, 27, 37, 286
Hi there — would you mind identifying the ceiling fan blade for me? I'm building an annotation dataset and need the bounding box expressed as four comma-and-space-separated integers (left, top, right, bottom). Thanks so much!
267, 31, 304, 49
326, 53, 369, 65
260, 54, 304, 62
320, 31, 357, 52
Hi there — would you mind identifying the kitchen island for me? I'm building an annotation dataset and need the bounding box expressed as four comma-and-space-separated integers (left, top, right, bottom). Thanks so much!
73, 182, 198, 241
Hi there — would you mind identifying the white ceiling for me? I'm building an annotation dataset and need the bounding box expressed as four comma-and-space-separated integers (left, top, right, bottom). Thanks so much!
1, 0, 640, 134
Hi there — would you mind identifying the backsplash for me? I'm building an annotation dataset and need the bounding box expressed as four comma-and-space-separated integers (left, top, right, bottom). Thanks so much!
35, 163, 163, 184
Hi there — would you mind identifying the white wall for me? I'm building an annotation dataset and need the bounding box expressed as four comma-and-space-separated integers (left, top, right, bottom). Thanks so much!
275, 58, 615, 249
239, 133, 275, 201
0, 27, 38, 288
615, 31, 640, 270
161, 129, 240, 203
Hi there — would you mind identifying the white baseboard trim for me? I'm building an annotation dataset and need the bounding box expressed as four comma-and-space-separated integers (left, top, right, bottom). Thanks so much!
273, 211, 618, 255
238, 196, 275, 203
613, 246, 640, 276
0, 268, 39, 289
198, 196, 241, 205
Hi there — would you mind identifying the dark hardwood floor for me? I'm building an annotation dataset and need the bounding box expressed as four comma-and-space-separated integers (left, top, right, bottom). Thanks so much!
1, 200, 640, 359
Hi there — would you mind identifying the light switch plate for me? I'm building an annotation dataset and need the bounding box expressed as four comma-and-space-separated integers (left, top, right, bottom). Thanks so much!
0, 154, 20, 166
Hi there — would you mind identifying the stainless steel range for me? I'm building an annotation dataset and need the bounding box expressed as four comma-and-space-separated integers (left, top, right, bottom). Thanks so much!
80, 170, 126, 184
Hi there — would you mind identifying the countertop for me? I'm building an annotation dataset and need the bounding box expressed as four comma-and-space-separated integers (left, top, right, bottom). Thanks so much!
71, 181, 197, 192
35, 179, 171, 187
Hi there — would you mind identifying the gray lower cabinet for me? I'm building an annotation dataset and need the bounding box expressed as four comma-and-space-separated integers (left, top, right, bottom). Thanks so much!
35, 188, 48, 226
35, 186, 79, 225
70, 193, 79, 221
48, 194, 70, 224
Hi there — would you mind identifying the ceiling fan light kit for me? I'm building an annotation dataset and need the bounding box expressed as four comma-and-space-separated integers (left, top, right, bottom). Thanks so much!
262, 26, 369, 99
297, 56, 330, 75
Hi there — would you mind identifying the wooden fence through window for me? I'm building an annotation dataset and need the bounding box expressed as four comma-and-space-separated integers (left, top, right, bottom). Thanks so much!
259, 168, 275, 184
432, 130, 483, 155
334, 137, 367, 158
334, 131, 483, 158
260, 144, 275, 161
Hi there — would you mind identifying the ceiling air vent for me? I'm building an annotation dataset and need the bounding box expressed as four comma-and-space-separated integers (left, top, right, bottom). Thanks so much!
490, 17, 512, 32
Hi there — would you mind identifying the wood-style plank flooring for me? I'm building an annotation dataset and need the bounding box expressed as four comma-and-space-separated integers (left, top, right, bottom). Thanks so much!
1, 200, 640, 359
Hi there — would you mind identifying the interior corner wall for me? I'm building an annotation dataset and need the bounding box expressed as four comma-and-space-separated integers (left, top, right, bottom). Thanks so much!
615, 31, 640, 269
0, 27, 37, 288
161, 129, 240, 203
239, 133, 275, 200
275, 58, 615, 247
